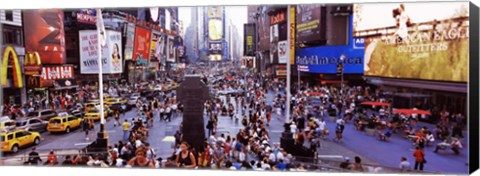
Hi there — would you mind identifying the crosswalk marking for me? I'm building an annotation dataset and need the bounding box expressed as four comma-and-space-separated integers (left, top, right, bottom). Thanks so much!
162, 136, 175, 142
74, 142, 91, 146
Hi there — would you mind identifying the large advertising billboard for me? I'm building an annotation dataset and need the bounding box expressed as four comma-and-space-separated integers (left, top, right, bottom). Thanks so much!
23, 9, 66, 64
167, 35, 176, 62
124, 23, 135, 60
353, 2, 469, 82
296, 4, 323, 43
209, 19, 223, 41
244, 23, 256, 56
296, 16, 364, 74
133, 26, 152, 60
79, 30, 123, 74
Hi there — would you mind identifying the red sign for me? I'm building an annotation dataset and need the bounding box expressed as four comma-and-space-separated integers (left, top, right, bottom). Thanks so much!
23, 10, 66, 64
41, 66, 74, 80
133, 27, 152, 60
270, 11, 286, 25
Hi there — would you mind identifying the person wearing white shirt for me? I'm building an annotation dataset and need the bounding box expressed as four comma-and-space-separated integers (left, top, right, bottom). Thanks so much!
261, 161, 271, 170
135, 139, 142, 148
399, 157, 411, 172
209, 132, 217, 147
239, 151, 246, 162
268, 151, 276, 163
276, 150, 285, 162
290, 123, 297, 138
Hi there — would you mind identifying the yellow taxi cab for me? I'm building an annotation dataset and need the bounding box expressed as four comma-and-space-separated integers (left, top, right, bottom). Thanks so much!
47, 114, 82, 133
1, 129, 41, 153
83, 109, 108, 121
105, 98, 127, 106
0, 118, 16, 132
85, 101, 100, 111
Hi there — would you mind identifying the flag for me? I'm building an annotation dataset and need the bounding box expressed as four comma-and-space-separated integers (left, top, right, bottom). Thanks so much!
96, 8, 107, 47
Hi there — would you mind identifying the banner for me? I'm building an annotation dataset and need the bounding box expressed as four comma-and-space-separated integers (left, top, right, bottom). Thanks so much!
296, 4, 323, 43
243, 23, 256, 56
289, 6, 296, 65
41, 66, 74, 80
124, 23, 135, 60
23, 9, 66, 64
79, 30, 123, 74
133, 26, 152, 60
278, 41, 288, 64
209, 54, 222, 61
167, 35, 175, 62
154, 34, 167, 60
354, 2, 469, 82
1, 46, 23, 88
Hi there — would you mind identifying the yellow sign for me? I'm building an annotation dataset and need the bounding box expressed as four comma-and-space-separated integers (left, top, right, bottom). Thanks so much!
247, 36, 253, 45
289, 6, 296, 65
208, 19, 223, 41
1, 45, 23, 88
24, 51, 42, 75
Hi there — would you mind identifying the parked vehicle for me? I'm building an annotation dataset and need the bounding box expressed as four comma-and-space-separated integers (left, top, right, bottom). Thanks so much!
25, 109, 58, 121
15, 118, 48, 133
0, 130, 41, 153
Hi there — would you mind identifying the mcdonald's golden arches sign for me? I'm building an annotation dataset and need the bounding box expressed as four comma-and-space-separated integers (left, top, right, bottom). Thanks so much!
1, 45, 23, 88
24, 51, 42, 75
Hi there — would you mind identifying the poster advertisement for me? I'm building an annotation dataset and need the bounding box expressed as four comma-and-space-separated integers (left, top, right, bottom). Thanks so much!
23, 9, 66, 64
167, 35, 176, 62
155, 34, 167, 61
133, 26, 152, 60
77, 9, 96, 24
124, 23, 135, 60
79, 30, 123, 74
353, 2, 469, 82
296, 4, 323, 43
277, 41, 288, 64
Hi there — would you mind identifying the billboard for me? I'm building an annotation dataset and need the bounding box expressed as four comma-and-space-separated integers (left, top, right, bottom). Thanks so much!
289, 6, 296, 65
296, 4, 323, 43
133, 26, 152, 60
258, 6, 271, 51
124, 23, 135, 60
209, 42, 223, 54
353, 2, 469, 82
209, 19, 223, 41
209, 54, 222, 61
278, 41, 288, 64
243, 23, 256, 56
79, 30, 123, 74
154, 34, 167, 60
208, 6, 223, 19
23, 9, 66, 64
167, 35, 176, 62
77, 9, 96, 24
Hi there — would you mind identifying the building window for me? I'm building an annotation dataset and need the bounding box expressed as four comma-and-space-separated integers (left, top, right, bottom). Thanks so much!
2, 25, 23, 46
5, 10, 13, 21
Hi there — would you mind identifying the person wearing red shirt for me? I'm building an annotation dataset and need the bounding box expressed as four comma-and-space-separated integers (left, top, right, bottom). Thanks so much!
412, 147, 425, 171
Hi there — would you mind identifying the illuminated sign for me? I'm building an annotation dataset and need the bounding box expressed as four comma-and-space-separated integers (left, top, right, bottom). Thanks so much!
24, 52, 42, 75
1, 46, 23, 88
209, 19, 223, 41
270, 11, 286, 25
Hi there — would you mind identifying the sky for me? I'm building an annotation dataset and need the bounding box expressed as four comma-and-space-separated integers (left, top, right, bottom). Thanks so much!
179, 6, 248, 42
354, 1, 468, 31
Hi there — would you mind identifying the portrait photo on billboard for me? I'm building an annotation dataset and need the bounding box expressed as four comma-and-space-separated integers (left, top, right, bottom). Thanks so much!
353, 2, 469, 82
208, 6, 223, 18
23, 9, 66, 64
270, 24, 279, 42
209, 19, 223, 41
108, 31, 123, 74
296, 4, 323, 43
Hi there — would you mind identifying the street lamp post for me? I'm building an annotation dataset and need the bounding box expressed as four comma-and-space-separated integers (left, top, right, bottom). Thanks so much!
340, 54, 346, 117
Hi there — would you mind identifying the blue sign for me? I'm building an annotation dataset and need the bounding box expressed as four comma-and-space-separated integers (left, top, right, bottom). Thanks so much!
295, 15, 364, 74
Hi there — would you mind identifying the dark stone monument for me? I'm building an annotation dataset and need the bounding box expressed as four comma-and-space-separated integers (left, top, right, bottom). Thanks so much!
177, 75, 209, 152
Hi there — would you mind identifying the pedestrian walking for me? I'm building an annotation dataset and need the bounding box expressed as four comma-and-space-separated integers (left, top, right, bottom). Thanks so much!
122, 119, 130, 141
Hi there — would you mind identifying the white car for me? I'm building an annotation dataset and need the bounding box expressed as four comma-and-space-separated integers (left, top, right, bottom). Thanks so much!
128, 94, 141, 106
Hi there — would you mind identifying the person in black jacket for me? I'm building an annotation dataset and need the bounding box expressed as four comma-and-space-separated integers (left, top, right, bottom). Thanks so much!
25, 148, 42, 165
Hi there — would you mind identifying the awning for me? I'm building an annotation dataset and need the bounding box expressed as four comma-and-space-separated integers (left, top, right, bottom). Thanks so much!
360, 101, 391, 107
393, 109, 431, 116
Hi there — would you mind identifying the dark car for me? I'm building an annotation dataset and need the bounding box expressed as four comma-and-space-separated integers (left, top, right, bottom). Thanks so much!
25, 109, 58, 121
109, 103, 127, 113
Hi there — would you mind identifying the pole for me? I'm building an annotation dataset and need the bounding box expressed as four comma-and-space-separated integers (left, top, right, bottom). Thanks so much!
285, 5, 292, 124
298, 68, 301, 90
96, 9, 106, 138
